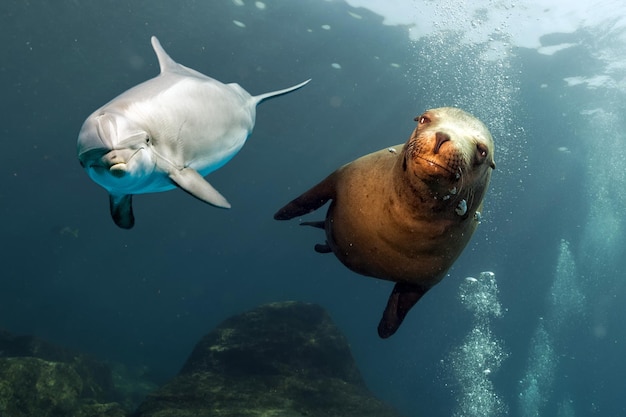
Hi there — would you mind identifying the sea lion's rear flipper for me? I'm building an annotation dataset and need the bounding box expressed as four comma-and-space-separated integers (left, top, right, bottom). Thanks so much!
314, 243, 332, 253
377, 282, 430, 338
301, 221, 325, 229
274, 174, 337, 220
301, 222, 332, 253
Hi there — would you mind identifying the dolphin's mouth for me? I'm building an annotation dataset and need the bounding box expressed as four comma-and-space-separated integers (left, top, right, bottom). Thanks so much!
109, 163, 128, 178
78, 148, 108, 169
89, 147, 145, 176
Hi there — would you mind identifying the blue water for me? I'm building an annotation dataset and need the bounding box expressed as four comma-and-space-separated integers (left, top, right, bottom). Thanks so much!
1, 0, 625, 416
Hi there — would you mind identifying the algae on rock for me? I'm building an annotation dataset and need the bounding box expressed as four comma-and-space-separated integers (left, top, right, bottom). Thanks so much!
0, 356, 125, 417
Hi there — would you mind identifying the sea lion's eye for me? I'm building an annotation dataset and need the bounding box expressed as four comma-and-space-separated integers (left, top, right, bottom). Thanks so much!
415, 115, 431, 124
476, 144, 488, 161
145, 135, 150, 144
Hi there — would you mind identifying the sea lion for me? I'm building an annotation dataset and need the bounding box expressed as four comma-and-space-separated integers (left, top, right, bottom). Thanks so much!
274, 107, 495, 338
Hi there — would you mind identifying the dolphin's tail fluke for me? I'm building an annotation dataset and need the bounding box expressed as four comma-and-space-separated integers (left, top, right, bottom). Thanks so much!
253, 79, 311, 105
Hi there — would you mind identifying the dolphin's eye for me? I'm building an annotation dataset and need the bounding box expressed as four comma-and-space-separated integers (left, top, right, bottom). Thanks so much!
145, 135, 150, 144
414, 115, 431, 124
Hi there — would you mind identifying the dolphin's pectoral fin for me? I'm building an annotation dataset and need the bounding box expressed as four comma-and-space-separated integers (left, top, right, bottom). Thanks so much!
169, 168, 231, 209
109, 194, 134, 229
377, 282, 430, 339
274, 174, 336, 220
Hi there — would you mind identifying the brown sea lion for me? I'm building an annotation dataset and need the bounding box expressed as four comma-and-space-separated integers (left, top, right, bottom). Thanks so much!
274, 107, 496, 338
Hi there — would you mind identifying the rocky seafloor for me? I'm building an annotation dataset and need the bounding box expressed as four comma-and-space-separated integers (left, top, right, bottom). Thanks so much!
1, 302, 404, 417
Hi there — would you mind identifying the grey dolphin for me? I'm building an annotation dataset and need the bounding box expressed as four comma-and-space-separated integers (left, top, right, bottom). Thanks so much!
77, 36, 310, 229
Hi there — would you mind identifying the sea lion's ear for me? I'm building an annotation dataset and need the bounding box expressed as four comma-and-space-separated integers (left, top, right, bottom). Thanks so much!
490, 161, 496, 169
377, 283, 430, 338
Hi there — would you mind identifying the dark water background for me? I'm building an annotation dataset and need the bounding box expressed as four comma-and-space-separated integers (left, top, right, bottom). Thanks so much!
1, 1, 625, 416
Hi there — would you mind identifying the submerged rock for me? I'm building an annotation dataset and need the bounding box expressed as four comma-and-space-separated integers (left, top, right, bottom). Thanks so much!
0, 329, 118, 402
134, 301, 403, 417
0, 356, 126, 417
0, 329, 153, 416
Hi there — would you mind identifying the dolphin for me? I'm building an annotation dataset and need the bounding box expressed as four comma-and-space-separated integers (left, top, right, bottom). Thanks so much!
77, 36, 310, 229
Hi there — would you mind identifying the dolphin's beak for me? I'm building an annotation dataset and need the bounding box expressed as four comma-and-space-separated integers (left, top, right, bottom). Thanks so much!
100, 147, 144, 175
77, 113, 146, 174
77, 115, 114, 167
78, 147, 109, 169
109, 163, 128, 178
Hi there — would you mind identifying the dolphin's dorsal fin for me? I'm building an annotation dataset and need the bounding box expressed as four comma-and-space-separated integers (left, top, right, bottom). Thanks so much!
253, 79, 311, 105
151, 36, 179, 74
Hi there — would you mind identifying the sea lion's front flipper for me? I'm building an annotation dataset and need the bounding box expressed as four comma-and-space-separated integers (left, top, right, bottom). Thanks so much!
377, 282, 430, 338
274, 174, 337, 220
109, 193, 134, 229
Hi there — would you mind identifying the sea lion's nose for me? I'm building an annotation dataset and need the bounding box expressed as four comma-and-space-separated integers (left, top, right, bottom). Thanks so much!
433, 131, 450, 154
